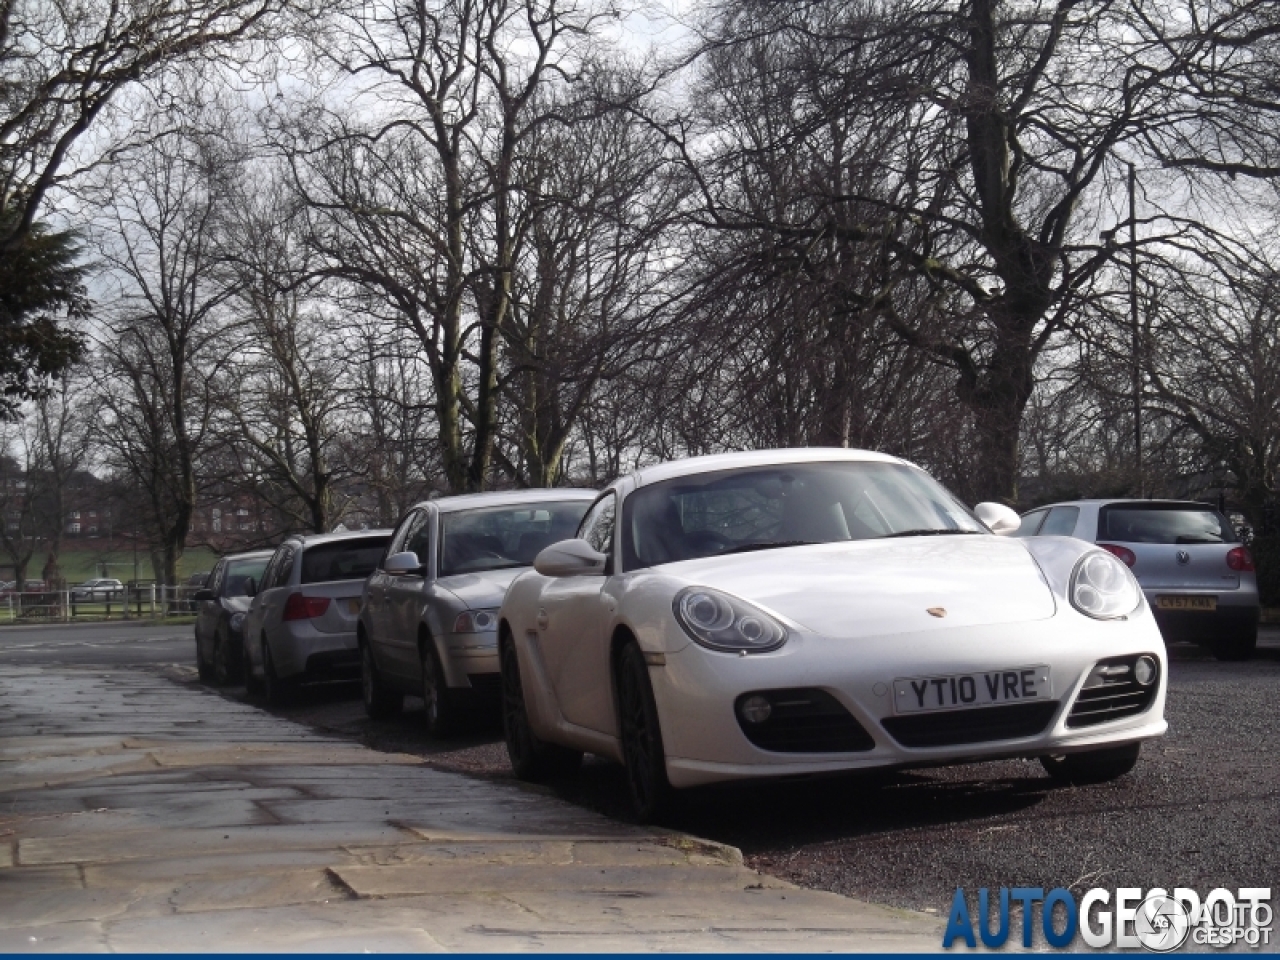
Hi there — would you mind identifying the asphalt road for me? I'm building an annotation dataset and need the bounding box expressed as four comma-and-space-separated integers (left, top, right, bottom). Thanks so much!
4, 619, 1278, 919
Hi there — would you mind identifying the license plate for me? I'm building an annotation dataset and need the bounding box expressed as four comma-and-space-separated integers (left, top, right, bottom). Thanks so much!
893, 666, 1052, 714
345, 598, 361, 614
1156, 595, 1216, 611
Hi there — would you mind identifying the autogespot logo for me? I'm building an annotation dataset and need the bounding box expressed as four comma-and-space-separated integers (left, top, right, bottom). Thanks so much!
942, 886, 1273, 951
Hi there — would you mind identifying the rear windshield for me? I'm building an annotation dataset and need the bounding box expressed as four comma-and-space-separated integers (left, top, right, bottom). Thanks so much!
300, 537, 392, 584
1097, 504, 1239, 544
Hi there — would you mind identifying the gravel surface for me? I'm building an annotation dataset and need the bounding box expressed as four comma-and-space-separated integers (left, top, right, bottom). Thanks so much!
203, 635, 1280, 919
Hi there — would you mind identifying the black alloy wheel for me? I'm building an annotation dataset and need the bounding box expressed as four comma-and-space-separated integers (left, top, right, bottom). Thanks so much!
616, 641, 672, 822
212, 626, 237, 686
195, 636, 214, 684
361, 642, 402, 719
500, 635, 581, 781
1041, 742, 1142, 784
261, 638, 293, 707
421, 640, 460, 736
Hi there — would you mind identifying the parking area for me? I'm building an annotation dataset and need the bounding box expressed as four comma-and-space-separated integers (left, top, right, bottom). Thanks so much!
217, 630, 1280, 916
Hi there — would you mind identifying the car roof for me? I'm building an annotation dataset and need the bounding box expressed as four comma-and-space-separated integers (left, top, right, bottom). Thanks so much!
419, 489, 598, 515
628, 447, 909, 488
222, 549, 276, 562
279, 529, 394, 549
1024, 498, 1217, 513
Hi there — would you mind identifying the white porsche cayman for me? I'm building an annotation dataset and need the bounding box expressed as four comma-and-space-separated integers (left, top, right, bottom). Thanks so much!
498, 449, 1168, 820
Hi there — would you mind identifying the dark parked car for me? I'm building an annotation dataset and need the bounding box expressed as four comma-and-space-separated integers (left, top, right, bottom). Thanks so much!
194, 550, 273, 685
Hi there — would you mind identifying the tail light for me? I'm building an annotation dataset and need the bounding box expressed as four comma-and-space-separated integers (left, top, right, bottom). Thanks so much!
283, 593, 331, 621
1098, 543, 1136, 567
1226, 547, 1255, 572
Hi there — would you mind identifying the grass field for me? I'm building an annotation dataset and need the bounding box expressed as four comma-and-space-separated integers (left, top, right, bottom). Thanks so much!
5, 545, 220, 585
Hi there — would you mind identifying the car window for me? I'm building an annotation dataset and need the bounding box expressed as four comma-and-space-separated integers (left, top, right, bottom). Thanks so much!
272, 546, 296, 588
388, 510, 423, 559
1039, 506, 1079, 537
1097, 504, 1238, 544
579, 494, 616, 557
300, 537, 392, 584
438, 501, 590, 576
222, 556, 270, 597
1013, 509, 1048, 538
405, 513, 433, 562
208, 560, 226, 593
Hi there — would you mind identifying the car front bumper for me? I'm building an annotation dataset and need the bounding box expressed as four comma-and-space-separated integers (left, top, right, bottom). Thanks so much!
650, 612, 1169, 789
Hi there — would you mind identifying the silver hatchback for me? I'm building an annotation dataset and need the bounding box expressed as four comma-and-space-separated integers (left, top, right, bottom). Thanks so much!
358, 489, 597, 733
243, 529, 393, 703
1017, 499, 1260, 660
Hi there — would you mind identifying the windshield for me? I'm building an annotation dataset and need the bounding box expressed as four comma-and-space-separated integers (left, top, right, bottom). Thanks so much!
223, 557, 270, 597
301, 537, 391, 584
439, 501, 591, 577
1097, 504, 1238, 544
622, 461, 984, 570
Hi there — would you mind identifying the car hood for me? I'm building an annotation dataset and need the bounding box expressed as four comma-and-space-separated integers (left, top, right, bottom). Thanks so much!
662, 535, 1057, 639
438, 567, 526, 609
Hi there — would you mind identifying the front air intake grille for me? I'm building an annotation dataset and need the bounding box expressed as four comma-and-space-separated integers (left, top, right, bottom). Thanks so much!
881, 701, 1059, 748
1067, 655, 1159, 728
735, 689, 875, 753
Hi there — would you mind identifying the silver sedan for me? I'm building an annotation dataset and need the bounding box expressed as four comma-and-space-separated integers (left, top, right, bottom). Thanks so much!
358, 489, 597, 733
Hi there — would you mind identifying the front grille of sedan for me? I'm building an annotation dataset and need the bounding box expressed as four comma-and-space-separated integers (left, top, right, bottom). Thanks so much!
1066, 655, 1160, 728
880, 701, 1059, 748
734, 689, 876, 753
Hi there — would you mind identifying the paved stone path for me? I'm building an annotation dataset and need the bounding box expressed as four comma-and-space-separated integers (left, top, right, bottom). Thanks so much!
0, 665, 944, 952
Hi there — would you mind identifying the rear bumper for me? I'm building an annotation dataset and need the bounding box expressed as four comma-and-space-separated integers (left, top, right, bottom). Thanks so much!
270, 623, 358, 679
1141, 587, 1259, 641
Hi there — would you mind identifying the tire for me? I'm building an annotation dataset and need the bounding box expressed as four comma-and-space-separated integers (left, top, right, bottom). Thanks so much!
361, 642, 402, 719
500, 634, 582, 781
196, 636, 214, 684
421, 639, 462, 736
212, 626, 239, 686
1041, 742, 1142, 785
261, 638, 295, 707
616, 641, 672, 822
1211, 625, 1257, 662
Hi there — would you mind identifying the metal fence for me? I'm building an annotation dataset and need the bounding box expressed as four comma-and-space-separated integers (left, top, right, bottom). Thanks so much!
1, 584, 204, 622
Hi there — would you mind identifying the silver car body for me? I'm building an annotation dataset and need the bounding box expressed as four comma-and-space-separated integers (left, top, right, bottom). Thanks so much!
1016, 499, 1259, 642
244, 530, 393, 683
359, 489, 597, 698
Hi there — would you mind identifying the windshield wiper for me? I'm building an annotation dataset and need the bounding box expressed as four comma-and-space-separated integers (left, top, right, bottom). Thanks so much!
1175, 535, 1221, 544
719, 540, 818, 555
879, 528, 982, 539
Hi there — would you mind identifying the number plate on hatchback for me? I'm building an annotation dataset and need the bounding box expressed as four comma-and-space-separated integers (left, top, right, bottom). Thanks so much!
893, 666, 1052, 714
1156, 595, 1216, 611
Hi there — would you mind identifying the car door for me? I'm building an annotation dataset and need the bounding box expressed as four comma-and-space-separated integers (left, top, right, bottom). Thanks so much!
538, 493, 618, 733
383, 509, 433, 683
196, 560, 226, 653
364, 513, 415, 647
257, 544, 296, 646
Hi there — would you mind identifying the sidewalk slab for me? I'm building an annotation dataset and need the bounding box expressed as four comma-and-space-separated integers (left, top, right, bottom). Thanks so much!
0, 665, 946, 952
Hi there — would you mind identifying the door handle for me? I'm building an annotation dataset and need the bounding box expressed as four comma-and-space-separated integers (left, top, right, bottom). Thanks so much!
535, 608, 548, 629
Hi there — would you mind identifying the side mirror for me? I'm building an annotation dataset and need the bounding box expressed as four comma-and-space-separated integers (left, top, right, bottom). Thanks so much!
534, 539, 607, 578
384, 551, 424, 576
975, 502, 1022, 536
194, 588, 214, 603
243, 577, 257, 598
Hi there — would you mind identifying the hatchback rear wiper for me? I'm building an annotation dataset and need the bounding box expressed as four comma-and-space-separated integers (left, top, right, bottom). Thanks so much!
719, 540, 818, 555
1175, 535, 1221, 544
879, 528, 982, 539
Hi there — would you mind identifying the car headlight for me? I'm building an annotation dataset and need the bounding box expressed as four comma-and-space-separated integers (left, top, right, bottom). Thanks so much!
1070, 551, 1142, 619
453, 608, 499, 634
673, 587, 788, 653
229, 612, 246, 634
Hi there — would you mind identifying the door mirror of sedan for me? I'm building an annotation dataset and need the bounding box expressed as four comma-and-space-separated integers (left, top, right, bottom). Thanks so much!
534, 539, 608, 578
975, 502, 1022, 536
194, 588, 214, 603
384, 551, 425, 576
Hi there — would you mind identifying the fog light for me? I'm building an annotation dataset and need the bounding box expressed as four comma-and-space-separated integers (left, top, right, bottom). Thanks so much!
1134, 655, 1157, 686
739, 695, 772, 724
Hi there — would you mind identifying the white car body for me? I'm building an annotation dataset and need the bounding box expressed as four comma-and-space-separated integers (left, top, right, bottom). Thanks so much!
499, 448, 1168, 811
